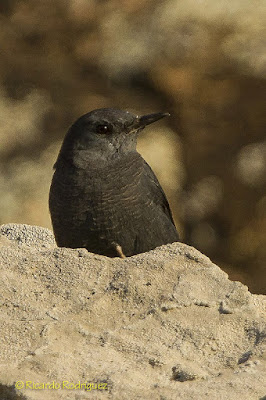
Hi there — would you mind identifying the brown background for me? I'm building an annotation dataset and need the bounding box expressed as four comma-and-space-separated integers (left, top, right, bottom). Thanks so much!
0, 0, 265, 293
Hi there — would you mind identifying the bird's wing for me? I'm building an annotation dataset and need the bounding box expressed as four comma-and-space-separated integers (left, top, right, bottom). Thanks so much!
142, 160, 176, 226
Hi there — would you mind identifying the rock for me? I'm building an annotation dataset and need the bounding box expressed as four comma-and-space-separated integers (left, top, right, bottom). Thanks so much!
0, 224, 56, 248
0, 224, 265, 400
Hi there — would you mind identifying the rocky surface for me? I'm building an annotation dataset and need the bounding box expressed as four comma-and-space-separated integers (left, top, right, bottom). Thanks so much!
0, 223, 265, 400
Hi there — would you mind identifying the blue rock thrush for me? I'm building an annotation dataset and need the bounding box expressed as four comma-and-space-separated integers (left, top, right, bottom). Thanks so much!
49, 108, 179, 258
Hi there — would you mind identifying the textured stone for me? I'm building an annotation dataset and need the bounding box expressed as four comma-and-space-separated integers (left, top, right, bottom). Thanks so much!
0, 224, 265, 400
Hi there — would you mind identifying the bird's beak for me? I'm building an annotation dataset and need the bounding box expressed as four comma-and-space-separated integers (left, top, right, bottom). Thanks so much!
131, 112, 170, 132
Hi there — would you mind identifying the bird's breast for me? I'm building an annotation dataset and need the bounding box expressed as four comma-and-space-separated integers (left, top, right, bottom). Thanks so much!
50, 152, 147, 229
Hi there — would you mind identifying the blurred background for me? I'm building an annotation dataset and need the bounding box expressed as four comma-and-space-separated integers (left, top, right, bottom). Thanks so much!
0, 0, 265, 293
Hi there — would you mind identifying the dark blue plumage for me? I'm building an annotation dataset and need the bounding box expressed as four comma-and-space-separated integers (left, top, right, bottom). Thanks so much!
49, 108, 179, 257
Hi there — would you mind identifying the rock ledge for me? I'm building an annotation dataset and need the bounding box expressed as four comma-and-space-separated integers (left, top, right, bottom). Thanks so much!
0, 224, 265, 400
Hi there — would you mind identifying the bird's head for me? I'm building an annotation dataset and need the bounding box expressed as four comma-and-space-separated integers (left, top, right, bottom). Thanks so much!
56, 108, 170, 168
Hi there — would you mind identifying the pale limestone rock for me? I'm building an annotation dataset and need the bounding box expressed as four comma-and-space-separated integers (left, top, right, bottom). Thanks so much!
0, 224, 265, 400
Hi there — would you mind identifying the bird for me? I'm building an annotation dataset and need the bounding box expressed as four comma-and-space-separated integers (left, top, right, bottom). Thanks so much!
49, 108, 179, 258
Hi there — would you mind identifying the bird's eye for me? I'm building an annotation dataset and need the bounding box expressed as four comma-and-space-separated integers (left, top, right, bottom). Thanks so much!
96, 124, 112, 134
